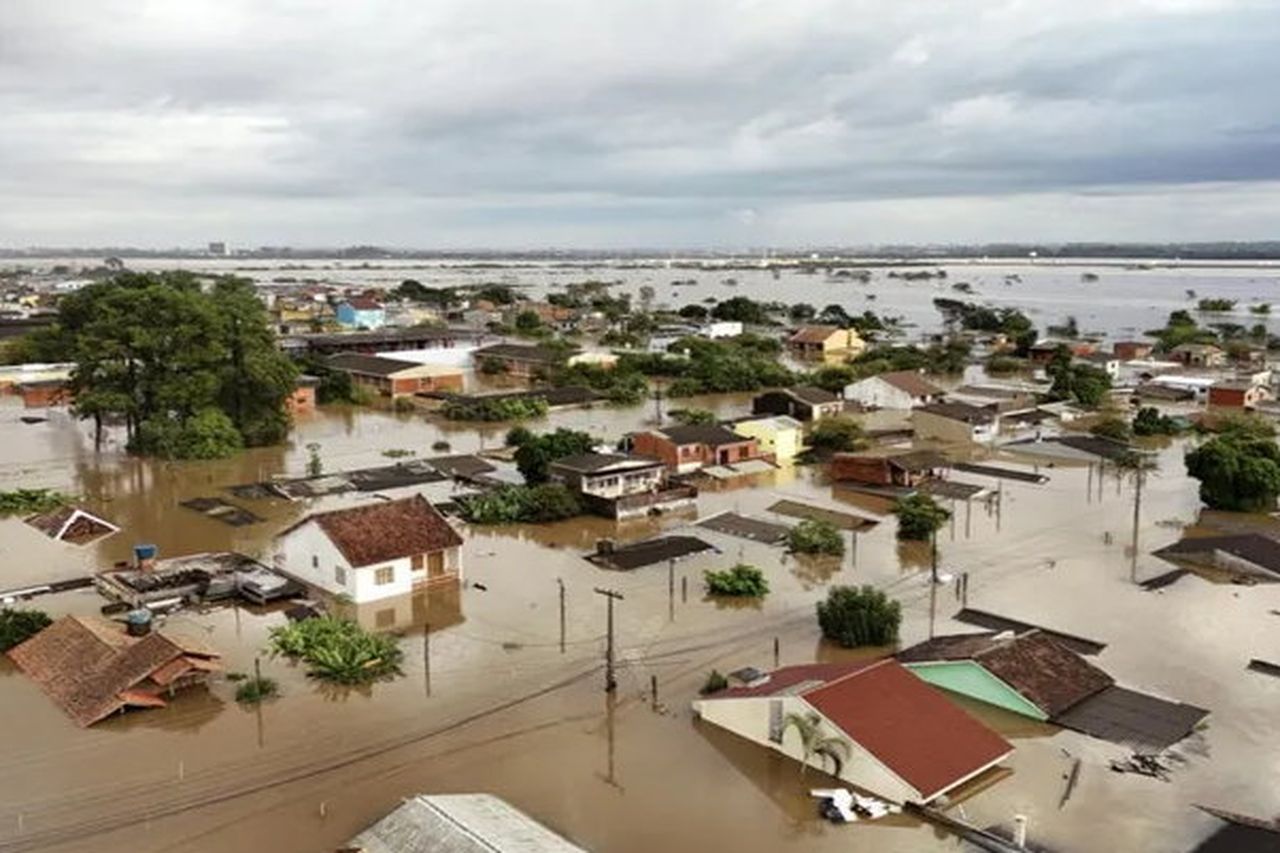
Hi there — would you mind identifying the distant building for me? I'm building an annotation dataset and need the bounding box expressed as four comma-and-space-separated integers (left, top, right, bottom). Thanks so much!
1112, 340, 1154, 361
730, 415, 805, 463
207, 241, 228, 256
786, 326, 865, 360
843, 370, 944, 410
473, 343, 572, 378
274, 495, 464, 604
348, 794, 589, 853
336, 298, 387, 330
1028, 339, 1097, 364
830, 449, 948, 488
631, 424, 759, 473
912, 401, 998, 443
1170, 343, 1226, 368
1209, 380, 1270, 410
752, 386, 843, 422
327, 354, 464, 398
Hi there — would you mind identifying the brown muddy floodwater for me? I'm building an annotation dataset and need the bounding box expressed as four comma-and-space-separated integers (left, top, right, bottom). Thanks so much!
1, 393, 1279, 853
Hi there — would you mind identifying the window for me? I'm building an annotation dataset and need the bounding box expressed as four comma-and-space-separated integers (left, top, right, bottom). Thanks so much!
410, 554, 425, 571
334, 565, 347, 586
374, 566, 395, 585
311, 555, 319, 569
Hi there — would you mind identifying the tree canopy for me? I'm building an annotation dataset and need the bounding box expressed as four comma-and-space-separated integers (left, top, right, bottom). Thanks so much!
1185, 417, 1280, 512
33, 272, 297, 458
510, 427, 597, 483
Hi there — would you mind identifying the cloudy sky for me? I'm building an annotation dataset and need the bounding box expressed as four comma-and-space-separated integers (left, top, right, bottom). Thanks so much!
2, 0, 1278, 248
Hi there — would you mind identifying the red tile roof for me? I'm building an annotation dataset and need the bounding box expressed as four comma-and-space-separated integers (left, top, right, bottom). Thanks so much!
343, 297, 384, 311
801, 659, 1012, 800
789, 325, 841, 344
877, 370, 943, 399
715, 662, 874, 698
292, 495, 464, 568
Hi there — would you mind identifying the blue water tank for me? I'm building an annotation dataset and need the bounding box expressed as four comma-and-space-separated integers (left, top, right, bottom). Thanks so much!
134, 544, 158, 562
125, 608, 153, 636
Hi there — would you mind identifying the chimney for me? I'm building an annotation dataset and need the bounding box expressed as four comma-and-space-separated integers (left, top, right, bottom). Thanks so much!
134, 544, 158, 572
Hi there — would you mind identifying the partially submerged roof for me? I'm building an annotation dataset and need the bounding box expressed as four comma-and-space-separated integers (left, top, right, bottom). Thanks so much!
7, 616, 221, 727
549, 452, 663, 474
785, 385, 840, 405
1192, 805, 1280, 853
586, 535, 717, 571
915, 401, 996, 425
283, 495, 464, 567
474, 343, 572, 363
696, 511, 791, 545
1052, 685, 1208, 751
657, 423, 750, 447
789, 325, 841, 344
766, 499, 879, 531
872, 370, 944, 398
898, 631, 1114, 717
347, 793, 588, 853
1153, 534, 1280, 579
1005, 435, 1138, 463
953, 608, 1106, 656
24, 505, 119, 545
802, 659, 1013, 802
327, 353, 426, 377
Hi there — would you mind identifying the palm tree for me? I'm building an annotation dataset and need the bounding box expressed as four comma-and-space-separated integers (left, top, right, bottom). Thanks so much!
1115, 450, 1159, 583
783, 711, 851, 776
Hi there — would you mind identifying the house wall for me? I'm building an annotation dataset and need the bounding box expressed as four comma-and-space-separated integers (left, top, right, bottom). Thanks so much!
903, 661, 1047, 720
631, 432, 680, 469
285, 385, 317, 416
844, 377, 916, 410
557, 466, 665, 498
912, 410, 995, 444
733, 421, 802, 462
693, 695, 919, 803
276, 523, 460, 603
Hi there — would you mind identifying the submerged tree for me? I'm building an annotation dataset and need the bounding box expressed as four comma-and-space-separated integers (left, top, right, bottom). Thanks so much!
783, 711, 851, 776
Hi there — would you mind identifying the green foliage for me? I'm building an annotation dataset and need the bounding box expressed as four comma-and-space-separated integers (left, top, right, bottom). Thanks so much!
1132, 407, 1183, 437
933, 298, 1035, 342
1185, 423, 1280, 511
553, 362, 648, 405
1147, 310, 1220, 351
783, 711, 851, 776
850, 341, 971, 377
393, 396, 416, 413
703, 564, 769, 597
234, 676, 279, 704
787, 519, 846, 556
789, 303, 816, 322
816, 585, 902, 648
505, 426, 534, 447
700, 669, 729, 695
513, 427, 597, 483
457, 483, 582, 523
678, 304, 709, 322
669, 407, 717, 426
441, 396, 550, 422
1250, 303, 1272, 315
297, 356, 358, 404
1089, 415, 1133, 442
394, 280, 458, 308
514, 310, 545, 335
1046, 348, 1112, 408
478, 356, 509, 375
618, 335, 793, 396
0, 488, 70, 516
0, 608, 53, 651
711, 296, 774, 325
267, 616, 404, 685
984, 354, 1025, 374
133, 408, 243, 459
892, 494, 950, 541
472, 284, 517, 305
806, 417, 865, 453
382, 448, 415, 459
806, 364, 856, 394
48, 272, 296, 456
1197, 298, 1237, 312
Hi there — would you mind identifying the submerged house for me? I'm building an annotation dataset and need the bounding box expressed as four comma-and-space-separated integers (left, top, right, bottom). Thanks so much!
630, 424, 760, 474
693, 659, 1012, 804
912, 401, 998, 444
830, 450, 948, 488
751, 386, 843, 422
336, 297, 386, 330
897, 631, 1208, 750
730, 415, 805, 463
347, 793, 588, 853
25, 505, 119, 546
275, 495, 464, 603
327, 354, 464, 398
548, 452, 696, 520
786, 326, 865, 360
1152, 534, 1280, 583
8, 615, 221, 727
843, 370, 944, 410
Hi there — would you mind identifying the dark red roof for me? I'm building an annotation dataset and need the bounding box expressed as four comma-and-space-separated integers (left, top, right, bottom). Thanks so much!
801, 659, 1012, 800
715, 662, 873, 698
292, 495, 464, 568
343, 297, 383, 311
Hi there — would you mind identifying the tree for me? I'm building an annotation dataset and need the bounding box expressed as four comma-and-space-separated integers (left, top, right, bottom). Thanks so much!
807, 417, 865, 453
1090, 415, 1132, 442
789, 303, 816, 322
816, 585, 902, 647
1046, 348, 1112, 408
678, 304, 709, 322
704, 564, 769, 597
1133, 406, 1182, 437
513, 428, 597, 483
710, 296, 772, 325
669, 407, 717, 426
1185, 425, 1280, 512
893, 494, 950, 541
782, 712, 851, 776
807, 365, 856, 394
514, 310, 544, 334
0, 608, 52, 651
787, 519, 845, 556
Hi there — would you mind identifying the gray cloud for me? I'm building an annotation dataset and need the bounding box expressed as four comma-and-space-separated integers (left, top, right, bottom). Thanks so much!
2, 0, 1279, 247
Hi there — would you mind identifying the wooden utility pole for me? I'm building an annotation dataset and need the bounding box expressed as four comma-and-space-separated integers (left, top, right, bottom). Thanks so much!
594, 588, 624, 692
667, 559, 675, 622
423, 624, 431, 697
557, 578, 566, 653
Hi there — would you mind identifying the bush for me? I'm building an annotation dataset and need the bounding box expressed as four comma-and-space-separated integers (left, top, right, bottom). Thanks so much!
1089, 415, 1132, 442
893, 494, 950, 541
441, 396, 549, 422
393, 396, 416, 413
479, 357, 509, 375
1185, 429, 1280, 512
787, 519, 845, 556
267, 616, 403, 685
513, 428, 596, 483
817, 585, 902, 648
0, 489, 70, 516
457, 484, 582, 524
235, 676, 279, 704
807, 417, 865, 453
984, 354, 1024, 375
700, 669, 729, 695
432, 440, 452, 451
704, 564, 769, 597
1132, 407, 1182, 437
670, 408, 717, 426
0, 608, 52, 651
1197, 298, 1236, 312
133, 408, 244, 460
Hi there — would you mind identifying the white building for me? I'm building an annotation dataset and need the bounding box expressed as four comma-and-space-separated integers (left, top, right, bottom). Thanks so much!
274, 495, 463, 604
843, 370, 944, 410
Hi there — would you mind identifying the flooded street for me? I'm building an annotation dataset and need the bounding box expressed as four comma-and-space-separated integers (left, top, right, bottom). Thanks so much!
1, 384, 1279, 853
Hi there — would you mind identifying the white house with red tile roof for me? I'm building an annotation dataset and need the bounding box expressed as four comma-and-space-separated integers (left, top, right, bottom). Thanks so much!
843, 370, 945, 410
274, 495, 464, 603
692, 659, 1012, 804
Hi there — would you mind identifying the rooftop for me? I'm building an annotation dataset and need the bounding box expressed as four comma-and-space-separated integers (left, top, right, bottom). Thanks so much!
327, 353, 431, 378
474, 343, 574, 363
915, 401, 997, 425
1154, 533, 1280, 577
342, 297, 384, 311
783, 385, 840, 405
788, 325, 841, 344
873, 370, 944, 398
283, 495, 464, 568
657, 423, 751, 447
549, 452, 663, 474
347, 793, 588, 853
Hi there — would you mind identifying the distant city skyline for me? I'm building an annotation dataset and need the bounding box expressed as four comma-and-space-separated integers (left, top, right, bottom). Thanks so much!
4, 1, 1279, 248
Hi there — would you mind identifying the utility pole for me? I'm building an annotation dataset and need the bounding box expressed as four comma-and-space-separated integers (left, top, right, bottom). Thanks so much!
423, 623, 431, 697
594, 588, 624, 692
557, 578, 566, 653
667, 559, 675, 622
930, 526, 939, 584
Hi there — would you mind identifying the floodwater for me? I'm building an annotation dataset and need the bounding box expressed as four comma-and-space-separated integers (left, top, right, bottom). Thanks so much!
2, 386, 1280, 850
12, 255, 1280, 341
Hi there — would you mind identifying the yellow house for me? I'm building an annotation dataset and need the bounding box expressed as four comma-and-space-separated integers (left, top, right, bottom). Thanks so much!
731, 415, 804, 463
787, 326, 866, 360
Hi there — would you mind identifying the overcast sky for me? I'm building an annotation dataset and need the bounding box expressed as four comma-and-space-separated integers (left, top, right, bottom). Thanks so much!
3, 0, 1278, 249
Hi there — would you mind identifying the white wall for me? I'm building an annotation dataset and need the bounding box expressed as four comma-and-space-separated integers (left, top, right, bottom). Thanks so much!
275, 521, 429, 603
844, 376, 914, 409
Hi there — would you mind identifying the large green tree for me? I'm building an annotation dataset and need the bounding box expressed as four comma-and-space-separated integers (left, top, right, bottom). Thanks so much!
1185, 419, 1280, 512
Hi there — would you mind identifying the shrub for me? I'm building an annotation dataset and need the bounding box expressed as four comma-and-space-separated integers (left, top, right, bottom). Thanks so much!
393, 396, 416, 413
457, 484, 582, 524
382, 448, 415, 458
441, 396, 549, 422
704, 564, 769, 597
1089, 415, 1132, 442
267, 616, 404, 685
133, 408, 244, 459
816, 585, 902, 648
893, 494, 950, 541
787, 519, 845, 556
479, 357, 509, 375
432, 440, 452, 451
235, 676, 279, 704
700, 669, 729, 695
513, 428, 596, 483
669, 407, 717, 426
807, 417, 865, 453
1132, 407, 1182, 437
0, 608, 52, 651
0, 489, 70, 516
1197, 298, 1236, 312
